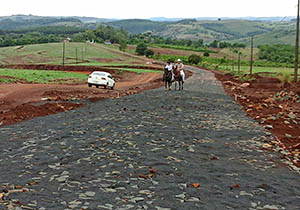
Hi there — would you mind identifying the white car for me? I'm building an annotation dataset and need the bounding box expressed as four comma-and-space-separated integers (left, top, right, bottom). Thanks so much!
88, 71, 115, 89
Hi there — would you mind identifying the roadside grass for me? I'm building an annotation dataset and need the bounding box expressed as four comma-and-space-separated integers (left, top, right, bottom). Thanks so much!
0, 69, 88, 84
212, 65, 295, 82
217, 65, 294, 76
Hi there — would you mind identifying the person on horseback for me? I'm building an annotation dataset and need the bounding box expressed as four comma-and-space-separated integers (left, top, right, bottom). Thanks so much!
164, 60, 174, 81
175, 59, 185, 82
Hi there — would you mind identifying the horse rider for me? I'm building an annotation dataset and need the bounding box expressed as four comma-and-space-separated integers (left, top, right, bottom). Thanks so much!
175, 59, 185, 82
164, 60, 174, 81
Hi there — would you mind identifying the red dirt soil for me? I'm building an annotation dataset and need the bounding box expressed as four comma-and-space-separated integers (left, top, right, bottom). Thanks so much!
214, 70, 300, 167
0, 64, 165, 127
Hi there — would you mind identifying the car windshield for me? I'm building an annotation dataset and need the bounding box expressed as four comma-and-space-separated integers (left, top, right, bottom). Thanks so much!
92, 72, 106, 77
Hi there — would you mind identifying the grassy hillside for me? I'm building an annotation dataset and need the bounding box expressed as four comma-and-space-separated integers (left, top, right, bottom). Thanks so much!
0, 42, 143, 65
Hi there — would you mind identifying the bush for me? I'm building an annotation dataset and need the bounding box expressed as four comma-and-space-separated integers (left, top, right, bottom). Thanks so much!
188, 54, 202, 64
144, 49, 154, 57
119, 40, 127, 52
203, 51, 210, 57
135, 43, 147, 55
278, 72, 292, 84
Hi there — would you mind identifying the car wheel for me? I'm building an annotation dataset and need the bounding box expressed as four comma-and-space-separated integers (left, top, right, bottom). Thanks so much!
104, 83, 108, 89
96, 85, 99, 88
88, 84, 92, 87
111, 84, 115, 90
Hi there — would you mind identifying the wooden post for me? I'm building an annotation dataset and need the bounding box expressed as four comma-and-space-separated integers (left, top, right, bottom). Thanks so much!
232, 50, 235, 72
76, 48, 78, 64
62, 40, 65, 66
250, 36, 254, 75
238, 52, 241, 74
294, 0, 300, 82
226, 57, 229, 70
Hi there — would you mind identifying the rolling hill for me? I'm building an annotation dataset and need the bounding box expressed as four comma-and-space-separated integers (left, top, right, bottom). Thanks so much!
0, 15, 297, 46
105, 19, 296, 46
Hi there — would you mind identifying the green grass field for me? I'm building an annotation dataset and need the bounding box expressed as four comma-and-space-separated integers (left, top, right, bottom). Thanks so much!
0, 69, 88, 84
216, 65, 294, 78
0, 42, 139, 65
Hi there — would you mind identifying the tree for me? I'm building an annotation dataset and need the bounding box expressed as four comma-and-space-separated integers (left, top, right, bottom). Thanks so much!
203, 51, 210, 57
209, 40, 218, 48
219, 41, 231, 49
186, 40, 193, 47
194, 39, 204, 48
188, 54, 202, 64
144, 49, 154, 57
135, 43, 148, 55
119, 40, 127, 52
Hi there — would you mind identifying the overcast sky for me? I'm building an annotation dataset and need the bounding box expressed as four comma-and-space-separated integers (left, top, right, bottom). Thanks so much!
0, 0, 298, 19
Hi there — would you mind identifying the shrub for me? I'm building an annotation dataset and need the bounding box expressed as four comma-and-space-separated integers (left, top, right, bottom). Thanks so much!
144, 49, 154, 57
188, 54, 202, 64
278, 72, 292, 84
135, 43, 147, 55
203, 51, 210, 57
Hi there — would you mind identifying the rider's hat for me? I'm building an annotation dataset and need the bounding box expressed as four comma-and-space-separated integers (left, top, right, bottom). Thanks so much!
177, 59, 182, 62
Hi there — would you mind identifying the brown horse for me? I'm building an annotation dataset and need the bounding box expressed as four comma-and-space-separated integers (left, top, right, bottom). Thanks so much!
173, 66, 183, 90
163, 68, 173, 90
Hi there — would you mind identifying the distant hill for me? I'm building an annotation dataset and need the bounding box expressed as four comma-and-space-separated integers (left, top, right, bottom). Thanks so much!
0, 15, 296, 46
0, 15, 118, 31
64, 16, 118, 23
104, 18, 295, 46
150, 16, 296, 22
0, 15, 84, 30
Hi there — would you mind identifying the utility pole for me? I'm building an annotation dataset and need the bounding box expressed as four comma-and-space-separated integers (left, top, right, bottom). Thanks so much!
250, 36, 254, 75
294, 0, 300, 82
62, 40, 66, 66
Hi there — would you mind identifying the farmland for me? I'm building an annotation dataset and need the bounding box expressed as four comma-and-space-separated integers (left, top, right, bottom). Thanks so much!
0, 42, 143, 65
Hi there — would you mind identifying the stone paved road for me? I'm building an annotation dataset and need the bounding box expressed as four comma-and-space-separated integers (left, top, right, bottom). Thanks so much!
0, 67, 300, 210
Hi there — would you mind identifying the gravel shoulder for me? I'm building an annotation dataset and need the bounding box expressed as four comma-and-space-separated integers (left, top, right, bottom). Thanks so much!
0, 67, 299, 210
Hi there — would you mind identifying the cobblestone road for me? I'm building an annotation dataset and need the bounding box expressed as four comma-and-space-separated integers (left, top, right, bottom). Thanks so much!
0, 67, 299, 210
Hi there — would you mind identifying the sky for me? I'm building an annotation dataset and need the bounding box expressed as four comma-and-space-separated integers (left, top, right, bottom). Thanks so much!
0, 0, 298, 19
